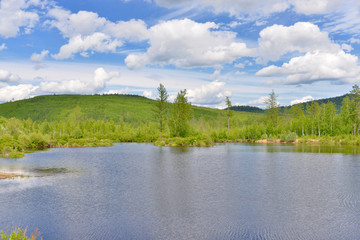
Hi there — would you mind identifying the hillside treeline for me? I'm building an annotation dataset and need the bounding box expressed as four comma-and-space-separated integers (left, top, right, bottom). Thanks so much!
2, 86, 360, 157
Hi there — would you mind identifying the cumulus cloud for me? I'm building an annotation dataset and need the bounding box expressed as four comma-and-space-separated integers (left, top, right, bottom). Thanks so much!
30, 50, 49, 69
0, 69, 20, 82
40, 67, 118, 93
52, 33, 122, 60
47, 8, 148, 59
187, 80, 231, 105
143, 90, 152, 98
104, 87, 131, 95
0, 0, 40, 38
125, 19, 255, 69
0, 84, 38, 102
248, 96, 269, 106
257, 22, 339, 63
290, 95, 314, 105
234, 63, 245, 68
257, 50, 360, 84
30, 50, 49, 62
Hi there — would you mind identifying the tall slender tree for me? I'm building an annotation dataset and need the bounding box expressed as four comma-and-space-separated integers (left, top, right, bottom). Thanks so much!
264, 90, 280, 128
153, 83, 169, 138
350, 84, 360, 135
225, 96, 233, 136
170, 89, 192, 137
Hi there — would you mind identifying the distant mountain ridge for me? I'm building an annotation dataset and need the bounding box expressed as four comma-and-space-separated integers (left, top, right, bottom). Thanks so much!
229, 94, 349, 113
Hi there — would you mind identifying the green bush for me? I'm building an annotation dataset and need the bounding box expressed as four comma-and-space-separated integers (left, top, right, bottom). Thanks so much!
29, 133, 48, 149
280, 132, 297, 142
8, 151, 24, 159
0, 228, 42, 240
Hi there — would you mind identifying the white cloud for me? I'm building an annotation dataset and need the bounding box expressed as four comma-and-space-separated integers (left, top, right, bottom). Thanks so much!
151, 0, 289, 17
290, 95, 314, 105
0, 69, 20, 82
187, 80, 231, 105
143, 90, 152, 98
125, 18, 255, 69
30, 50, 49, 69
0, 0, 40, 38
291, 0, 343, 14
228, 21, 242, 28
341, 43, 353, 52
52, 33, 122, 60
323, 0, 360, 36
248, 96, 268, 105
47, 8, 148, 59
257, 50, 360, 84
234, 63, 245, 68
350, 37, 360, 44
210, 70, 221, 80
150, 0, 343, 17
30, 50, 49, 62
104, 87, 131, 95
235, 71, 246, 75
0, 84, 38, 102
40, 67, 118, 93
257, 22, 339, 63
0, 43, 6, 51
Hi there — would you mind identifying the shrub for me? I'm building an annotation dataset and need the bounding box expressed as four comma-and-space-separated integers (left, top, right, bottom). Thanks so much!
280, 132, 297, 142
0, 228, 42, 240
29, 133, 48, 149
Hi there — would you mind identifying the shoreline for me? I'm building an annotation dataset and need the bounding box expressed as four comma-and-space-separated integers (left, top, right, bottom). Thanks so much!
0, 172, 22, 180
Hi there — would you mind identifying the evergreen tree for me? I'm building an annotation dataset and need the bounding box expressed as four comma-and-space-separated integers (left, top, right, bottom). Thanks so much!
170, 89, 192, 137
225, 96, 233, 136
153, 84, 169, 138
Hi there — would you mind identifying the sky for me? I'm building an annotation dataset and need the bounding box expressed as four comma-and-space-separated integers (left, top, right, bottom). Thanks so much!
0, 0, 360, 108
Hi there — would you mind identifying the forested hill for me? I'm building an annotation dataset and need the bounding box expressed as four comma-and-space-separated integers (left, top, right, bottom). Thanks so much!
0, 94, 258, 123
229, 105, 264, 113
228, 94, 349, 114
281, 94, 349, 112
0, 93, 349, 123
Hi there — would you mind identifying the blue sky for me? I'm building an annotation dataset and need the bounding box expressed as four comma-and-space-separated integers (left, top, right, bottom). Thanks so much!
0, 0, 360, 108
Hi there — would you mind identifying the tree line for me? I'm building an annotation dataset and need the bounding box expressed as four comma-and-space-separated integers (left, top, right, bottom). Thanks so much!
2, 84, 360, 158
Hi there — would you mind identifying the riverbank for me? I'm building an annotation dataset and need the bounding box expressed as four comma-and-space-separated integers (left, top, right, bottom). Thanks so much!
4, 135, 360, 160
0, 172, 23, 180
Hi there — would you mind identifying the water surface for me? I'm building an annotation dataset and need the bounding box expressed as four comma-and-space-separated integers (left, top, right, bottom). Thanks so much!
1, 143, 360, 239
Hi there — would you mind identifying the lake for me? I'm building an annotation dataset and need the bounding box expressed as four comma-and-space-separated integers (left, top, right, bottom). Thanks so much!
1, 143, 360, 239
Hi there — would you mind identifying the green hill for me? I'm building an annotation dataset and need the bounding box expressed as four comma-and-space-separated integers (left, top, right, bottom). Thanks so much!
229, 105, 264, 113
281, 94, 349, 113
0, 94, 262, 123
